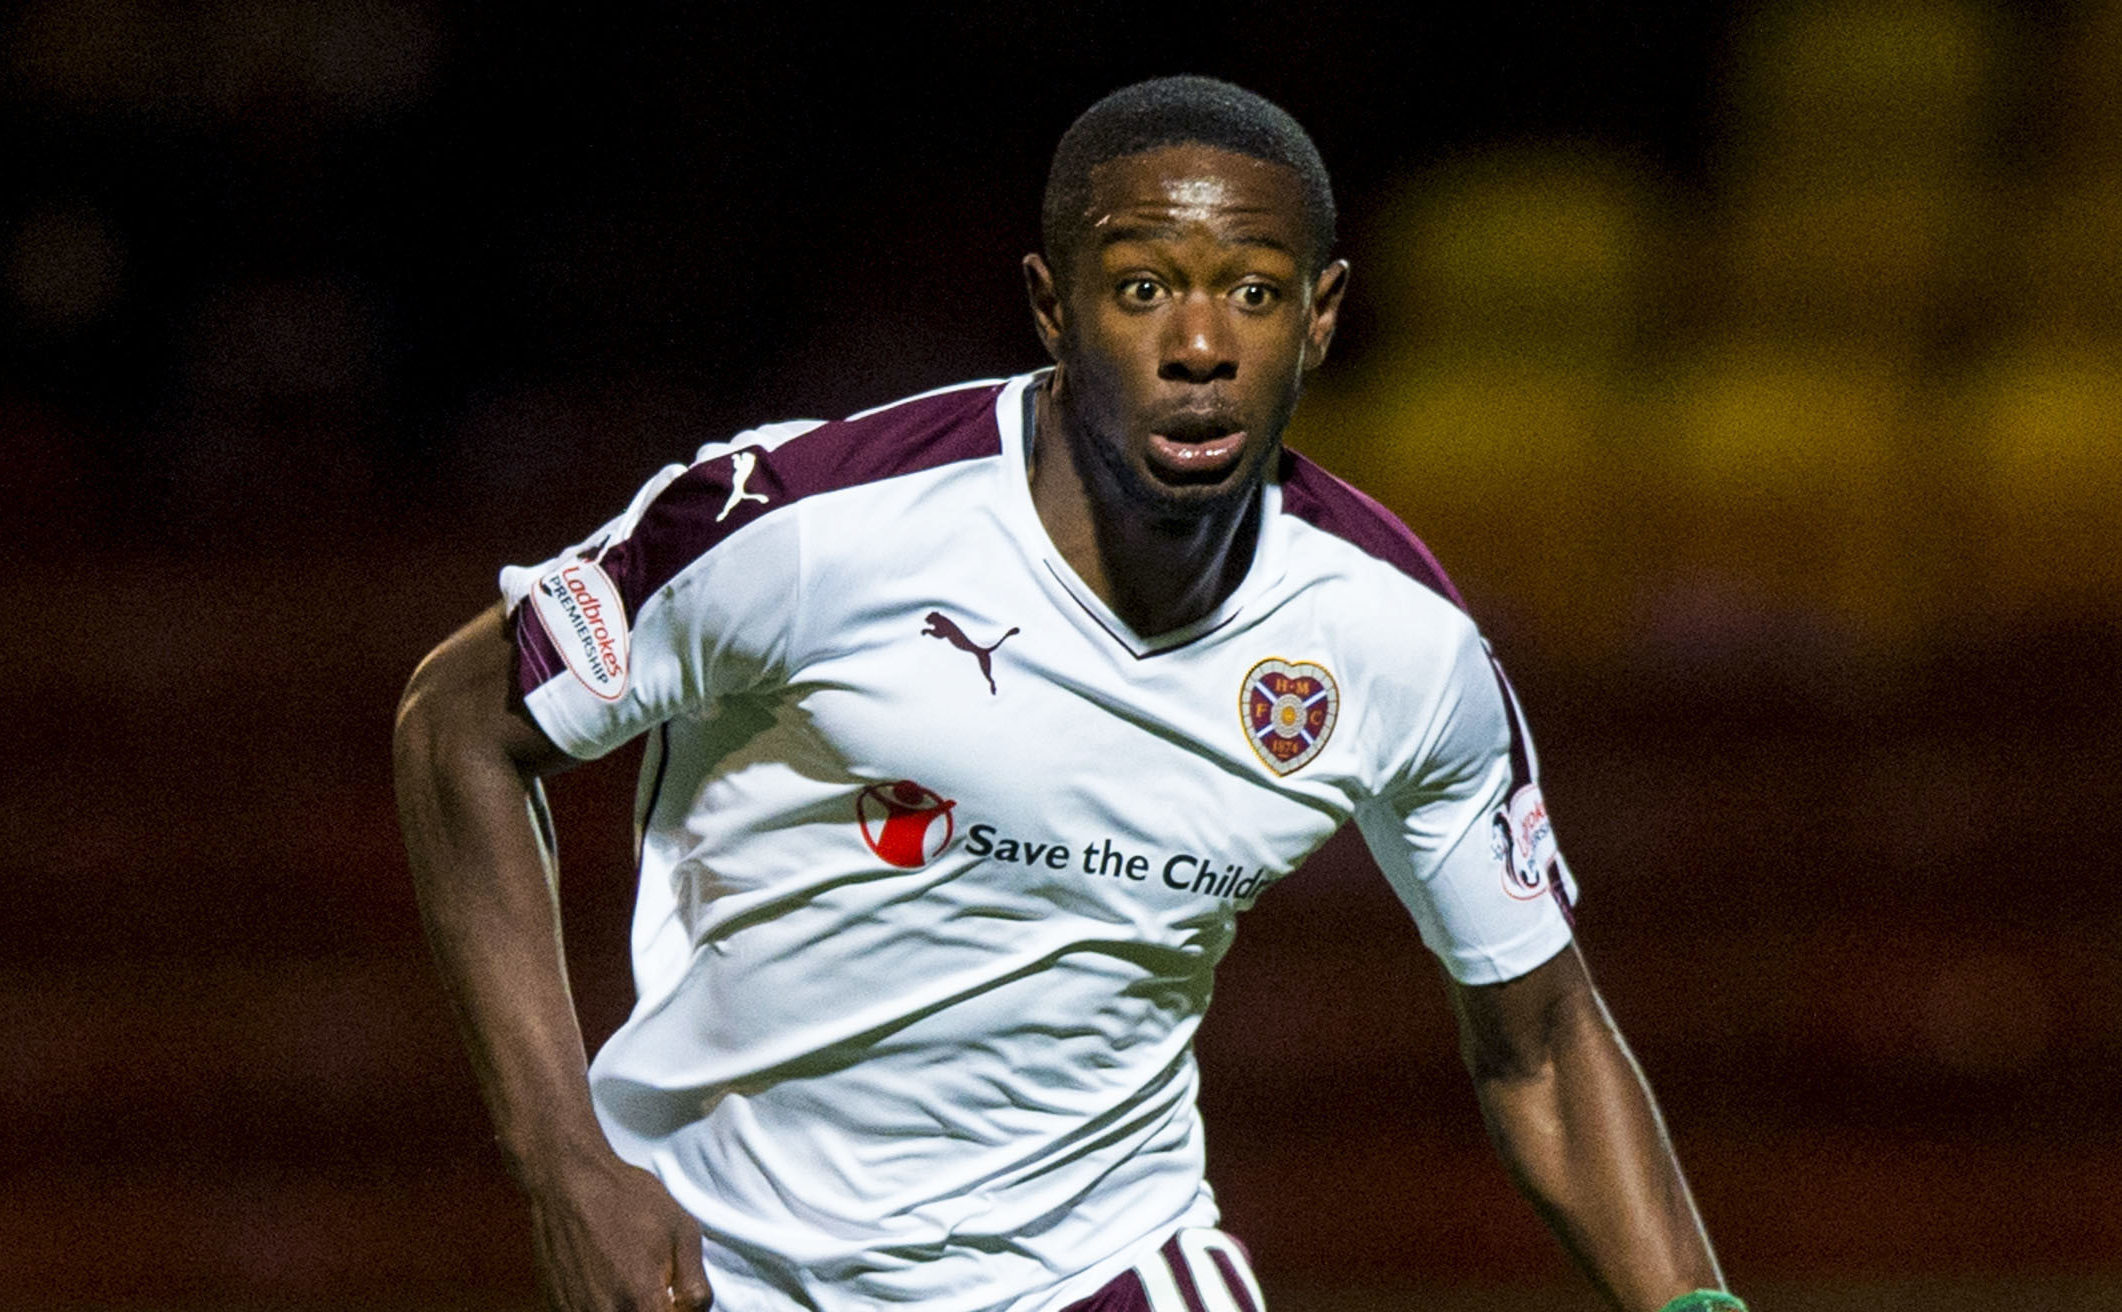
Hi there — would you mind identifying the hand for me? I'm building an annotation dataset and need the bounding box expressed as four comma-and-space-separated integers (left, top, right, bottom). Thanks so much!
523, 1151, 713, 1312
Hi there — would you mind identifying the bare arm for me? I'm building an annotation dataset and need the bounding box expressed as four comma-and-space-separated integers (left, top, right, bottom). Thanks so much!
393, 602, 710, 1311
1448, 942, 1724, 1312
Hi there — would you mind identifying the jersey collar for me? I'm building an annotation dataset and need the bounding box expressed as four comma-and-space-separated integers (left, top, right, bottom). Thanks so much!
994, 370, 1288, 660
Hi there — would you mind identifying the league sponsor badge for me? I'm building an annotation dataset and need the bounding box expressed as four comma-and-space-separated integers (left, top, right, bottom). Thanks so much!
1492, 782, 1559, 899
856, 779, 957, 869
529, 558, 630, 701
1240, 658, 1339, 775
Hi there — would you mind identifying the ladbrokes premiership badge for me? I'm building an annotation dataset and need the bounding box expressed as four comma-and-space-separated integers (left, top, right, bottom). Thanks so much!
1241, 658, 1339, 775
1491, 782, 1559, 900
530, 558, 630, 702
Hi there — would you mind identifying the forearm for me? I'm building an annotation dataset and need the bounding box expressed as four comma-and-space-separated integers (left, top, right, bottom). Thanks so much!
393, 614, 610, 1184
396, 607, 715, 1309
1471, 985, 1719, 1311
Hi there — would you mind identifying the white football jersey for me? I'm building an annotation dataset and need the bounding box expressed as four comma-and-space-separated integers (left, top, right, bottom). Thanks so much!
500, 371, 1577, 1312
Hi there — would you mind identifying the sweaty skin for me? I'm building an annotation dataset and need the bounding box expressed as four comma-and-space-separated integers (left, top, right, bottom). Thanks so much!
1023, 150, 1722, 1307
1451, 945, 1724, 1309
394, 605, 714, 1312
399, 140, 1727, 1312
1024, 144, 1348, 638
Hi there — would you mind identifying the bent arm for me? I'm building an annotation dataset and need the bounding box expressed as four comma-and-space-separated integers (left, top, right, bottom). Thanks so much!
1448, 942, 1723, 1312
393, 601, 601, 1176
393, 602, 709, 1310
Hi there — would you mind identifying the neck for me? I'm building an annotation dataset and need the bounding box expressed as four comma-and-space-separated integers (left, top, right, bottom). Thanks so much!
1027, 375, 1261, 637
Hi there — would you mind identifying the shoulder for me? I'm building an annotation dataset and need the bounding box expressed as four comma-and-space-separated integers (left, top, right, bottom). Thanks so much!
1270, 449, 1502, 764
741, 376, 1011, 498
1272, 457, 1549, 811
1274, 447, 1468, 614
598, 377, 1011, 611
687, 376, 1009, 524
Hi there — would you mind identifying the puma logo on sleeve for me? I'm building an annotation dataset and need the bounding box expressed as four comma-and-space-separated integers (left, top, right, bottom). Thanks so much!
717, 449, 772, 523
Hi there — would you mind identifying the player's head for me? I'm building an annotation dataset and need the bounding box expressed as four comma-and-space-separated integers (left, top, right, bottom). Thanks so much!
1025, 77, 1349, 520
1041, 76, 1338, 281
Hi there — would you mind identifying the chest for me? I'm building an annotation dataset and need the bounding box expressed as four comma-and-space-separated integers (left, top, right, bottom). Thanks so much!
782, 544, 1364, 904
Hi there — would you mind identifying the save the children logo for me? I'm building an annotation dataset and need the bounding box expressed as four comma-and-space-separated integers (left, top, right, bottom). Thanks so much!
530, 559, 630, 701
856, 779, 958, 868
1240, 658, 1338, 775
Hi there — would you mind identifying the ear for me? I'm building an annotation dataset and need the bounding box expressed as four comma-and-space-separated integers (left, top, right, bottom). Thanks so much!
1302, 259, 1350, 372
1023, 253, 1066, 361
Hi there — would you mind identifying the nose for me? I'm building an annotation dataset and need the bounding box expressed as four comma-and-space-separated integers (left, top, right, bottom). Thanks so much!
1158, 290, 1238, 384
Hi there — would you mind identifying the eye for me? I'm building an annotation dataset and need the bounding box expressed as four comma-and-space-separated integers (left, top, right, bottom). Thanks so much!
1118, 278, 1165, 305
1233, 282, 1280, 310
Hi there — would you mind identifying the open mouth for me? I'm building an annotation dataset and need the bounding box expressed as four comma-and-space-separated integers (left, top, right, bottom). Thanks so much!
1146, 417, 1248, 482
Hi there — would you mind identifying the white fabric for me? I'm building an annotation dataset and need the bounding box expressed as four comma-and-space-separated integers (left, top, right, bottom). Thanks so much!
501, 372, 1575, 1312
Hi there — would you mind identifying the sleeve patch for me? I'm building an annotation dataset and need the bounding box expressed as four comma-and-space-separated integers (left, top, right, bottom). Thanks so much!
527, 558, 631, 702
1491, 783, 1559, 901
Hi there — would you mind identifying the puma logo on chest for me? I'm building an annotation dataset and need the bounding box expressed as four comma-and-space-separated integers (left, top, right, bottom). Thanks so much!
921, 611, 1019, 695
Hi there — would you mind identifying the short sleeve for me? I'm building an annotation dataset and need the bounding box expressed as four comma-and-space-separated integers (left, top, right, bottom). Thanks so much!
1355, 623, 1577, 985
500, 424, 821, 761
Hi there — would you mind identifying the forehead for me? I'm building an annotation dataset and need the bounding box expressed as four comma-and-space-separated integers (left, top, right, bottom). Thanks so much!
1081, 144, 1309, 252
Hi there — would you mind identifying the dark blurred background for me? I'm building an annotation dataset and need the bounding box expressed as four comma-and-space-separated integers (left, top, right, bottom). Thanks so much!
5, 1, 2120, 1308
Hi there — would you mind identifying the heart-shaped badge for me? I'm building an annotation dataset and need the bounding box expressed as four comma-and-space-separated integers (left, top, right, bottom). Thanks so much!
1240, 658, 1339, 775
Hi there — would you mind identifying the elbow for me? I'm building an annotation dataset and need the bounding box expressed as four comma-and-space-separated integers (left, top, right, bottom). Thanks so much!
392, 655, 451, 789
392, 646, 528, 899
1466, 993, 1630, 1108
392, 640, 505, 813
392, 678, 457, 862
392, 618, 562, 803
1458, 970, 1608, 1090
1462, 1034, 1555, 1091
1458, 999, 1566, 1089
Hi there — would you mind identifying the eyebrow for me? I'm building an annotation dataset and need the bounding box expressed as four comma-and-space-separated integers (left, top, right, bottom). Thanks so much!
1095, 223, 1297, 255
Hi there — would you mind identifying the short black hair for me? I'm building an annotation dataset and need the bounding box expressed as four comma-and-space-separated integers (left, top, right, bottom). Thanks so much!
1042, 75, 1337, 277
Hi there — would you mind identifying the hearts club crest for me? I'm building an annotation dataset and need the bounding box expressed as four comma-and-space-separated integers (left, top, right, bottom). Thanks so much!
1241, 658, 1339, 776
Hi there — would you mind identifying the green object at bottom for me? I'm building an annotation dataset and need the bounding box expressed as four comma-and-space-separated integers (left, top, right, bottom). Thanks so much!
1655, 1293, 1747, 1312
